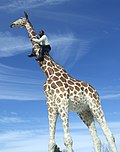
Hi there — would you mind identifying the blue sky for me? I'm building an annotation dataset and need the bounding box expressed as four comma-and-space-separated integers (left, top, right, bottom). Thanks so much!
0, 0, 120, 151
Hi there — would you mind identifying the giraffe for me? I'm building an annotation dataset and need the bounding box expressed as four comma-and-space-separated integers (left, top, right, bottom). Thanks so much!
10, 12, 118, 152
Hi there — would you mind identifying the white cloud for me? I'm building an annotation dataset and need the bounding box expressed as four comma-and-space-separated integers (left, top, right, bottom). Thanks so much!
0, 63, 45, 101
0, 116, 25, 123
99, 84, 120, 100
101, 93, 120, 100
0, 32, 91, 100
0, 32, 84, 100
50, 33, 90, 68
0, 131, 48, 152
0, 32, 90, 64
0, 121, 119, 152
0, 63, 42, 85
0, 32, 31, 58
0, 0, 69, 10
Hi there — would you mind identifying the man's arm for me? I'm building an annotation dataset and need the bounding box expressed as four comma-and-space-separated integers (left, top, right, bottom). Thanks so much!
32, 35, 46, 43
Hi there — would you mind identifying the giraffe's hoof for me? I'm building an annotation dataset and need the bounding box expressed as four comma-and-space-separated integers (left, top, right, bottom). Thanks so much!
54, 145, 61, 152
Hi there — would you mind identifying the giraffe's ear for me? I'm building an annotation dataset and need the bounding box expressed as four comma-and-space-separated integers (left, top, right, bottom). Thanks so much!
24, 11, 28, 19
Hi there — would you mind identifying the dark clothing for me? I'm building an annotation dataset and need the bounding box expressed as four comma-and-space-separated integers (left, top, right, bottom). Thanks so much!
38, 45, 51, 61
40, 45, 51, 55
31, 34, 51, 61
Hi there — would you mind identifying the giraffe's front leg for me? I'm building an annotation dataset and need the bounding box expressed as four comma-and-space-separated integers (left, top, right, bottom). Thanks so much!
48, 103, 58, 152
58, 100, 73, 152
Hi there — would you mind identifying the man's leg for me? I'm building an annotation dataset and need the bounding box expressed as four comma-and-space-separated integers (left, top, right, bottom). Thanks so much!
28, 48, 36, 57
44, 45, 51, 55
36, 45, 51, 61
36, 46, 44, 61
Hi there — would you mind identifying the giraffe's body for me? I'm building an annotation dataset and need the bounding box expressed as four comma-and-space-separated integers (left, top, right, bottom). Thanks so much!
44, 59, 100, 114
10, 12, 118, 152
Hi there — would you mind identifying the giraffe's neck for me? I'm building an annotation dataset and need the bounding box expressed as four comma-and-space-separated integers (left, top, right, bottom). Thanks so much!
41, 55, 66, 79
25, 20, 39, 52
25, 20, 66, 79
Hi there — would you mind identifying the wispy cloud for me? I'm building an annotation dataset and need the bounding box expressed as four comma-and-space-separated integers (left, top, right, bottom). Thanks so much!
0, 130, 49, 152
101, 93, 120, 100
0, 31, 90, 100
0, 63, 45, 101
100, 85, 120, 100
50, 33, 90, 68
0, 32, 90, 66
0, 121, 119, 152
0, 0, 69, 11
0, 62, 119, 101
0, 116, 25, 123
0, 32, 31, 58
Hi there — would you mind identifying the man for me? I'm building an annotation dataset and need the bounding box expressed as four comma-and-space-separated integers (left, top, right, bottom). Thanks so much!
28, 29, 51, 61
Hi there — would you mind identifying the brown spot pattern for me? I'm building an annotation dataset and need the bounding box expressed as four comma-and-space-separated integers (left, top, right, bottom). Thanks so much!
60, 77, 66, 82
52, 76, 59, 81
56, 89, 59, 93
88, 87, 93, 93
75, 86, 80, 91
51, 83, 57, 89
85, 89, 88, 94
31, 30, 36, 36
68, 80, 74, 85
60, 87, 65, 92
81, 82, 88, 87
44, 85, 47, 91
55, 72, 61, 76
49, 108, 53, 113
89, 93, 93, 98
70, 86, 74, 91
54, 67, 59, 72
63, 73, 68, 79
42, 65, 47, 71
48, 67, 54, 75
74, 96, 79, 101
81, 87, 84, 91
76, 82, 81, 87
56, 81, 63, 87
93, 93, 97, 99
60, 94, 63, 98
64, 83, 68, 88
57, 97, 61, 103
48, 79, 52, 84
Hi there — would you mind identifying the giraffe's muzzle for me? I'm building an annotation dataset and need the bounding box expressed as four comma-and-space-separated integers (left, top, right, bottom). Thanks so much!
10, 23, 15, 28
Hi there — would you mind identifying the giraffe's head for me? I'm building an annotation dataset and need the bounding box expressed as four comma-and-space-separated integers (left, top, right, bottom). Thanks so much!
10, 12, 29, 28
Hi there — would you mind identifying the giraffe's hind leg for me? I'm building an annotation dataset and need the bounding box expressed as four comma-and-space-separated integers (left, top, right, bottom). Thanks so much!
77, 110, 101, 152
90, 100, 118, 152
